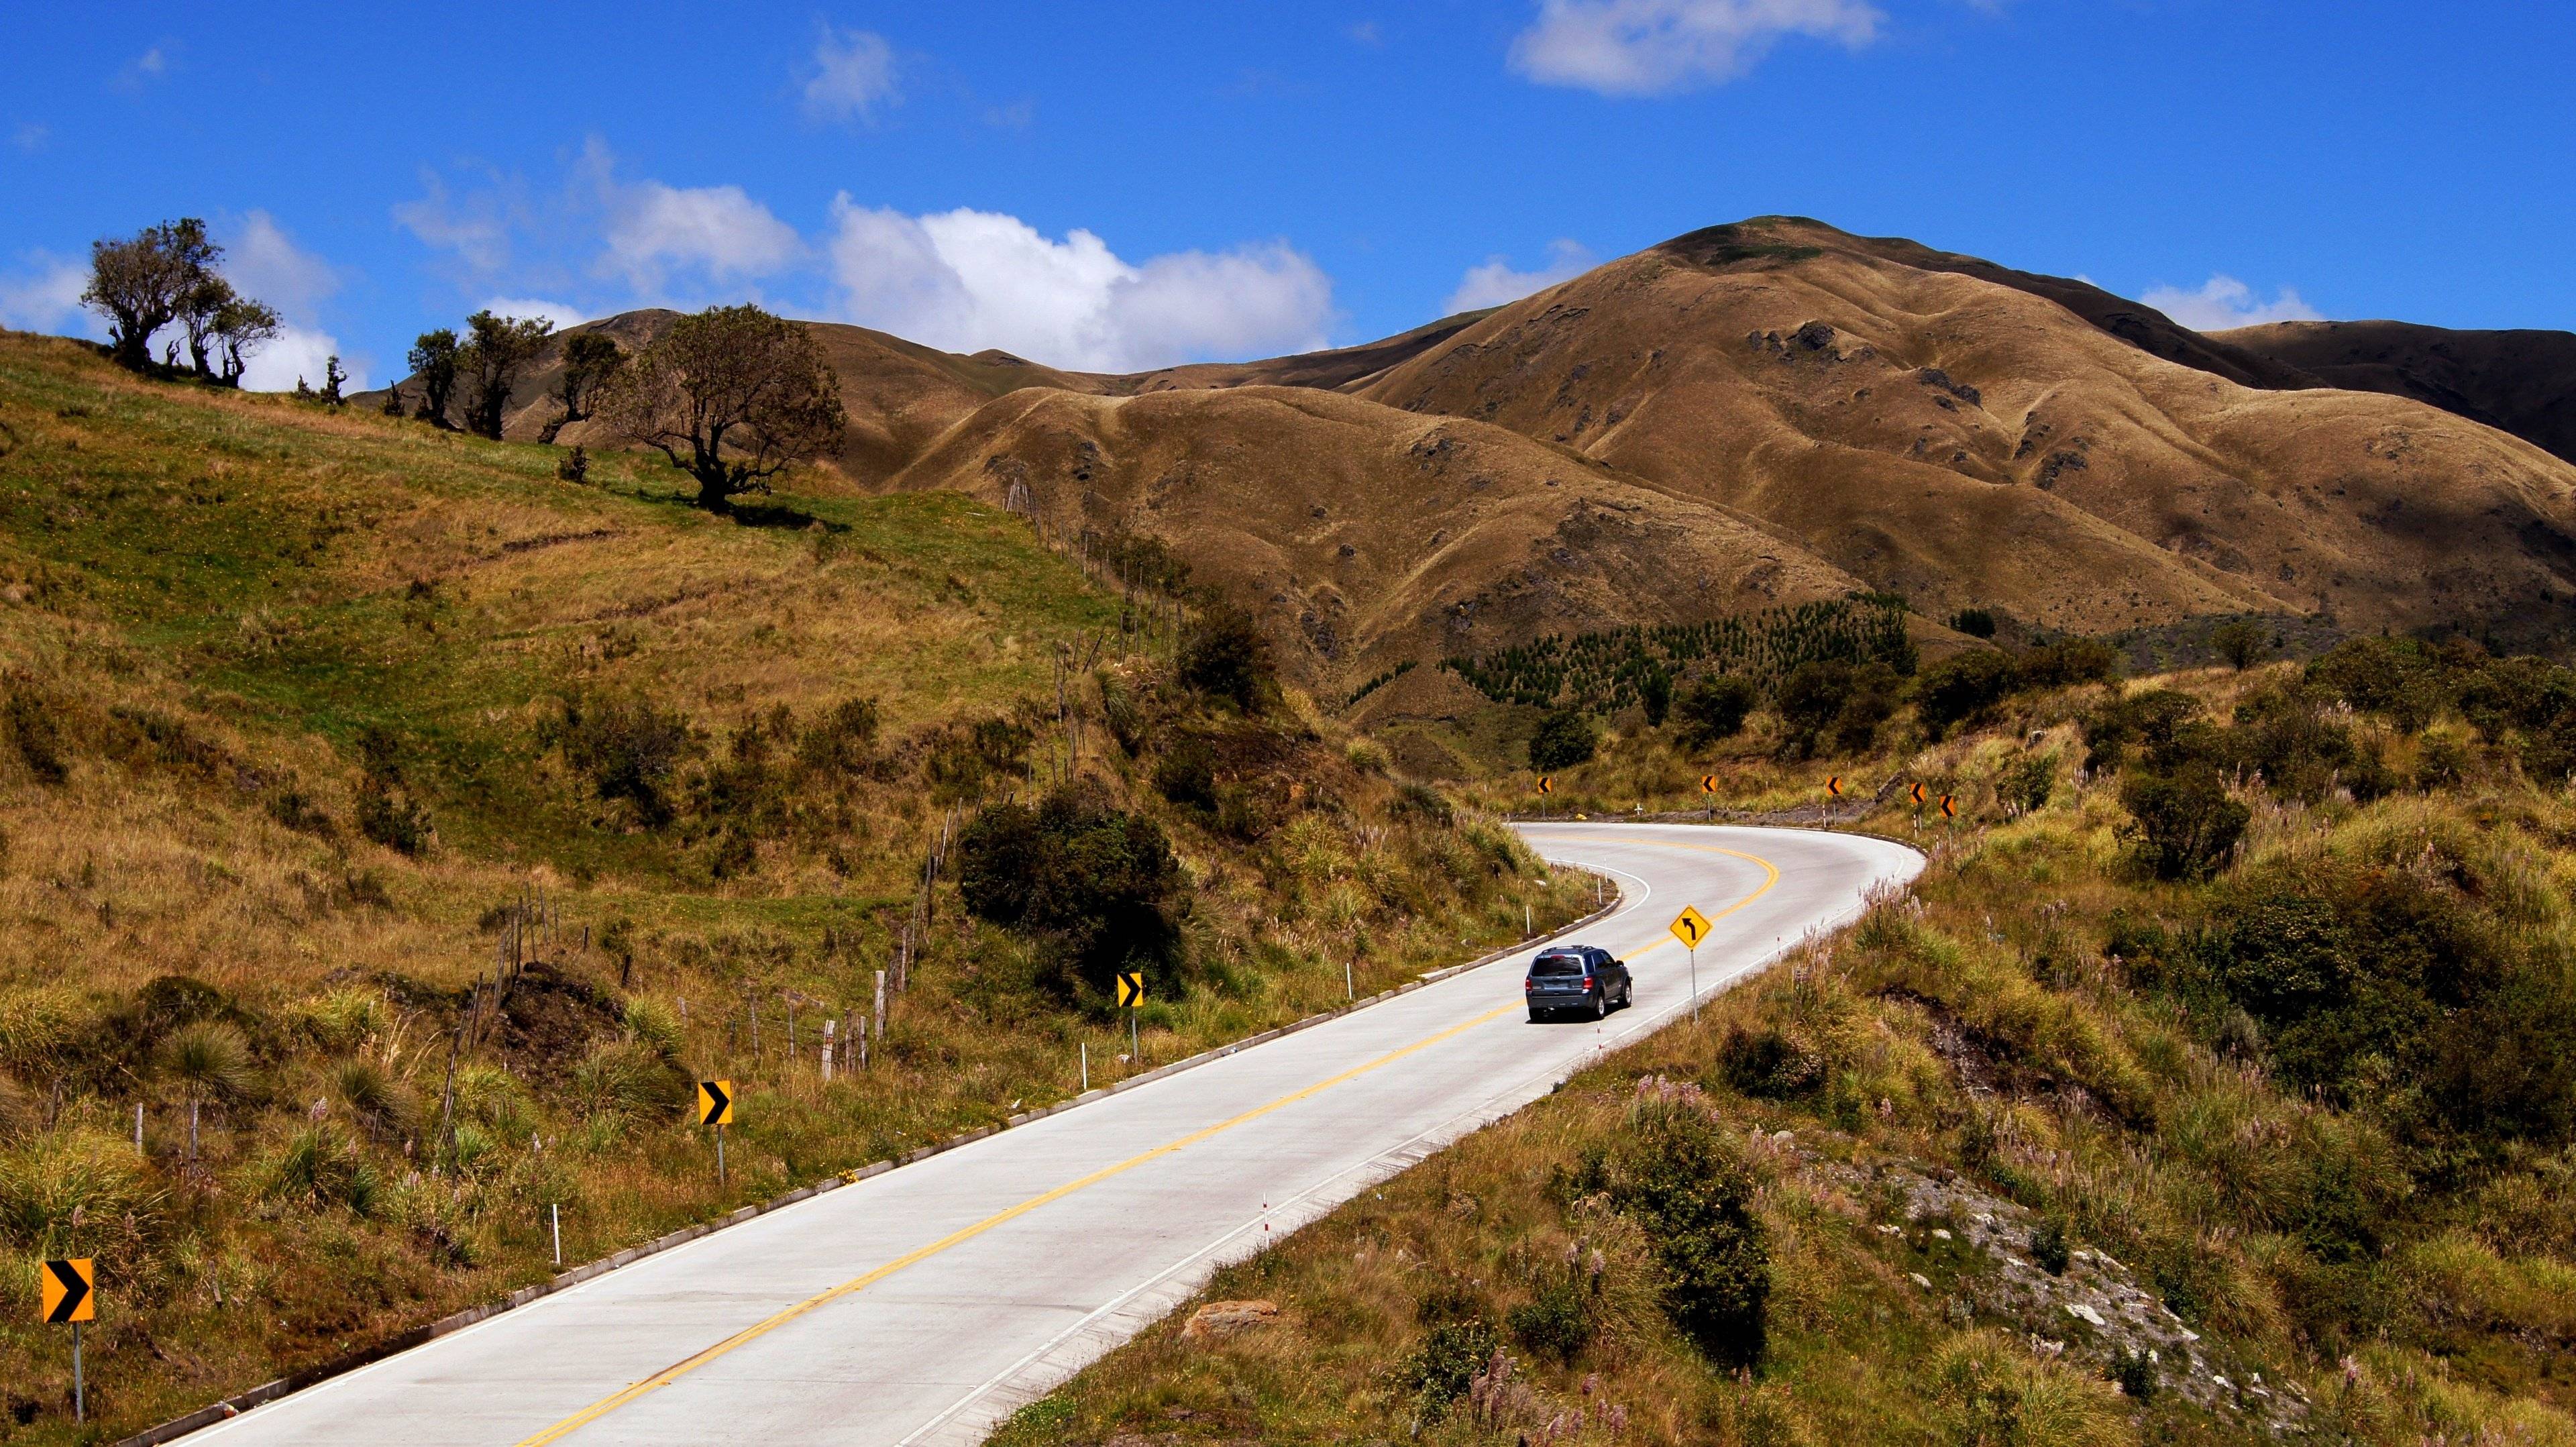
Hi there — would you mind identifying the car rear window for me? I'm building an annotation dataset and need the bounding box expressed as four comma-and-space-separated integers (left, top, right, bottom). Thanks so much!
1531, 954, 1587, 977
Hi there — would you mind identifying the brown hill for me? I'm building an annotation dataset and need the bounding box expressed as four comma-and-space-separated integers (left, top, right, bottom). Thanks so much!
2216, 319, 2576, 466
1352, 217, 2576, 649
882, 384, 1869, 684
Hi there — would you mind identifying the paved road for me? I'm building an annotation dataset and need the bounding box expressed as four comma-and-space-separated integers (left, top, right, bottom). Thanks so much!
195, 824, 1920, 1447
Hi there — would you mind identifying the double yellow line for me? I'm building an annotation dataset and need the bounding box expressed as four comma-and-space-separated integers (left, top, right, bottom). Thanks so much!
515, 837, 1778, 1444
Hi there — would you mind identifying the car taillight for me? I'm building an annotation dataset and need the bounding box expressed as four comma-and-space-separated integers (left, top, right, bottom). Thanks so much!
1523, 979, 1535, 991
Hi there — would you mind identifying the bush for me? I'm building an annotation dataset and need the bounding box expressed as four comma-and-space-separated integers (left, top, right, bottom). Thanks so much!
1675, 676, 1756, 747
1527, 708, 1599, 771
1601, 1100, 1769, 1367
352, 725, 432, 853
1915, 650, 2018, 737
2118, 763, 2247, 880
1179, 606, 1275, 710
571, 1040, 688, 1124
263, 1124, 381, 1215
1508, 1275, 1595, 1364
1997, 751, 2056, 814
0, 1128, 158, 1258
1949, 607, 1998, 639
1152, 738, 1219, 812
2081, 689, 2200, 773
1717, 1024, 1827, 1100
1778, 659, 1900, 756
2029, 1217, 2071, 1275
958, 788, 1183, 999
2211, 619, 2267, 669
2306, 636, 2449, 732
1399, 1312, 1500, 1425
1639, 668, 1673, 727
544, 691, 696, 826
4, 681, 68, 784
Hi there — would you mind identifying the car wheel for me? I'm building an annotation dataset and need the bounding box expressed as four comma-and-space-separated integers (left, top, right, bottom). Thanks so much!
1590, 989, 1607, 1020
1619, 981, 1633, 1008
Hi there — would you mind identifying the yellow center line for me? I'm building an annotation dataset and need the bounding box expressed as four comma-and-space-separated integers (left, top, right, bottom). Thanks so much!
515, 840, 1778, 1445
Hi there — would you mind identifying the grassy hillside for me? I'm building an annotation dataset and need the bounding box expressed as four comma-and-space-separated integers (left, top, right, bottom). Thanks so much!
0, 332, 1589, 1441
994, 647, 2576, 1446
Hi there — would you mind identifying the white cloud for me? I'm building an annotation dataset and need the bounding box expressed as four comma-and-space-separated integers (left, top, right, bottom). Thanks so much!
11, 122, 46, 152
2139, 274, 2322, 333
599, 174, 803, 293
221, 211, 340, 321
478, 297, 590, 331
0, 256, 95, 337
804, 27, 900, 123
393, 170, 521, 276
826, 201, 1334, 371
1509, 0, 1882, 95
239, 325, 364, 394
1446, 239, 1596, 313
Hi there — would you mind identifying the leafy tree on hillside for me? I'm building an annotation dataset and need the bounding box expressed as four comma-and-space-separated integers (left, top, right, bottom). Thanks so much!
209, 296, 280, 386
83, 217, 221, 372
1529, 708, 1598, 771
2211, 619, 2268, 670
456, 311, 555, 440
1179, 606, 1277, 711
1640, 667, 1673, 727
407, 329, 461, 428
958, 788, 1183, 1000
598, 304, 845, 510
1675, 675, 1756, 747
541, 331, 626, 443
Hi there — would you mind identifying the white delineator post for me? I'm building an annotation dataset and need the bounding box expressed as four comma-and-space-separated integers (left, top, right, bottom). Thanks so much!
821, 1019, 836, 1084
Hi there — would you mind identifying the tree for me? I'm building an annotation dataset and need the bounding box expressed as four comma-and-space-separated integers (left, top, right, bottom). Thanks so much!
1676, 676, 1757, 747
598, 304, 845, 509
1640, 667, 1673, 727
1179, 606, 1276, 710
1529, 708, 1598, 771
958, 788, 1183, 1000
1949, 606, 1998, 639
178, 272, 238, 381
2211, 619, 2268, 671
83, 217, 219, 372
209, 295, 280, 386
542, 331, 626, 442
456, 310, 554, 440
318, 355, 347, 406
407, 329, 461, 427
2119, 762, 2249, 880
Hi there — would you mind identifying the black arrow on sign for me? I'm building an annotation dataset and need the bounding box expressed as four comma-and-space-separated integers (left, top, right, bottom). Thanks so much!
45, 1260, 90, 1324
700, 1081, 731, 1126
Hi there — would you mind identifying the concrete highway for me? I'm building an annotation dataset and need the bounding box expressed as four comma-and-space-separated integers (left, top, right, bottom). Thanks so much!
193, 823, 1921, 1446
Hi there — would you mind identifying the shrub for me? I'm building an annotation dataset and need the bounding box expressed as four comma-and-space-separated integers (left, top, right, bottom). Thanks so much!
2305, 635, 2449, 732
1640, 668, 1673, 727
1152, 737, 1219, 812
572, 1040, 688, 1124
4, 681, 68, 784
2211, 619, 2267, 669
2081, 689, 2200, 772
0, 1128, 158, 1258
352, 725, 432, 853
1778, 659, 1901, 756
958, 788, 1183, 998
2029, 1217, 2071, 1274
1179, 606, 1276, 710
1675, 676, 1757, 747
1399, 1314, 1500, 1425
263, 1124, 381, 1215
793, 696, 880, 777
1949, 607, 1998, 639
1914, 650, 2018, 737
545, 691, 696, 826
1601, 1100, 1769, 1367
1527, 708, 1599, 771
1717, 1024, 1827, 1100
1996, 751, 2056, 814
2118, 763, 2247, 880
1508, 1275, 1595, 1364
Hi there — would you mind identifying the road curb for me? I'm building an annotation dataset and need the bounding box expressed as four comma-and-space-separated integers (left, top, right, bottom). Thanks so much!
118, 871, 1623, 1447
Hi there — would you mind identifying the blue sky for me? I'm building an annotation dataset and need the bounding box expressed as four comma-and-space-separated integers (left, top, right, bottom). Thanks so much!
3, 1, 2569, 390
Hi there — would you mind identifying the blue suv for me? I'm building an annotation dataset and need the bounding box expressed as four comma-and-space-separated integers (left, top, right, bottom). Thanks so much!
1524, 946, 1633, 1022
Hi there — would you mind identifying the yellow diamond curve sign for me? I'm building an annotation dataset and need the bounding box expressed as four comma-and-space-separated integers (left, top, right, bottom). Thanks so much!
1669, 906, 1713, 950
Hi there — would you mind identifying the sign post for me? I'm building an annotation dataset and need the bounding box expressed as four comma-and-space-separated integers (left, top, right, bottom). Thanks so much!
1116, 972, 1146, 1063
1827, 775, 1843, 799
42, 1257, 95, 1423
1536, 775, 1554, 818
696, 1081, 734, 1183
1700, 774, 1717, 821
1669, 906, 1713, 1021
